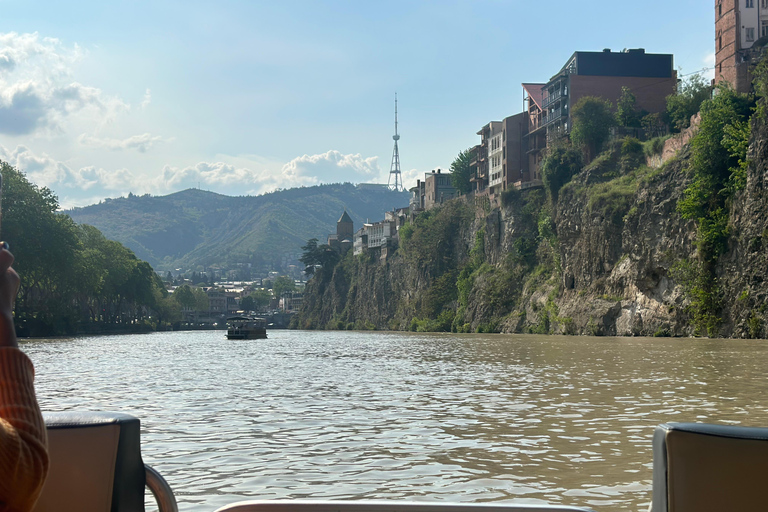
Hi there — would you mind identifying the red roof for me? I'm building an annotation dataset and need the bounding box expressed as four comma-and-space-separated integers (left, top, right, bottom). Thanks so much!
522, 83, 545, 110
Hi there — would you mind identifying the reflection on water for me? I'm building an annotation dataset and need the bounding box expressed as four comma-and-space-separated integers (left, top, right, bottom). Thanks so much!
22, 331, 768, 512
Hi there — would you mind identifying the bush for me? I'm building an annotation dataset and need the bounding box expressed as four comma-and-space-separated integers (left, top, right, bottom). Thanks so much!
541, 144, 582, 201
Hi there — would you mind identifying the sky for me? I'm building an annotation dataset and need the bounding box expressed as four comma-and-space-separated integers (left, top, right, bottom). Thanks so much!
0, 0, 715, 208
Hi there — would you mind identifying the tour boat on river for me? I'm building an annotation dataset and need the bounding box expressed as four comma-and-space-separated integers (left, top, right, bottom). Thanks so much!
226, 315, 267, 339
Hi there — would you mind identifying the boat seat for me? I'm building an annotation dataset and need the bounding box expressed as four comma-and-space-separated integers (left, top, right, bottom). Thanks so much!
33, 412, 177, 512
214, 500, 594, 512
651, 422, 768, 512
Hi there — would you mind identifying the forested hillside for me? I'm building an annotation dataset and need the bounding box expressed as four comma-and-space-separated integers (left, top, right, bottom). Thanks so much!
67, 184, 410, 272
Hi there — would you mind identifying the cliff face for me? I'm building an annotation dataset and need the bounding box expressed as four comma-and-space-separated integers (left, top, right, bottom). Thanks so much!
296, 122, 768, 338
720, 118, 768, 338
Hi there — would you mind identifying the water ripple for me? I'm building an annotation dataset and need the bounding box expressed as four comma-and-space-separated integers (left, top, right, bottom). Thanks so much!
21, 331, 768, 512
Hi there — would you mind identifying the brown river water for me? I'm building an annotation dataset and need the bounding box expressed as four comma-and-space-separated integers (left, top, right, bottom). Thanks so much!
22, 330, 768, 512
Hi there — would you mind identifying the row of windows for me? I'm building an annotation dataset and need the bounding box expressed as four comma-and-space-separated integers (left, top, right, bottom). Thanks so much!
719, 0, 768, 16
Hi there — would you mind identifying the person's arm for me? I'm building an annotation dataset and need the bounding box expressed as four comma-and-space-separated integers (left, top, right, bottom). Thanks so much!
0, 248, 49, 512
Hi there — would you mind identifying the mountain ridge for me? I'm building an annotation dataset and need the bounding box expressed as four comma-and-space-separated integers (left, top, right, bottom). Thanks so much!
67, 183, 410, 272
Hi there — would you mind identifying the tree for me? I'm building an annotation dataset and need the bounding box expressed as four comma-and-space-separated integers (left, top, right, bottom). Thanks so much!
570, 96, 615, 162
615, 87, 642, 127
272, 276, 296, 297
541, 143, 583, 201
251, 289, 272, 310
240, 295, 256, 311
449, 148, 474, 195
300, 238, 339, 276
641, 112, 666, 139
666, 73, 712, 132
172, 285, 197, 309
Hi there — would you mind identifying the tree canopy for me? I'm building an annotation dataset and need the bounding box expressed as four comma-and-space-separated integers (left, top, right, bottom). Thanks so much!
666, 73, 712, 132
300, 238, 339, 276
1, 161, 167, 335
615, 87, 643, 128
570, 96, 615, 162
449, 148, 474, 195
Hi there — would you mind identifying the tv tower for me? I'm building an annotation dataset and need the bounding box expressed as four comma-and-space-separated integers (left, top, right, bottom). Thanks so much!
387, 94, 403, 191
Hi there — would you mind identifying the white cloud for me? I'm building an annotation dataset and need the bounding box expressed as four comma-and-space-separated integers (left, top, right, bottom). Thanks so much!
0, 32, 128, 136
0, 143, 71, 187
78, 133, 167, 152
1, 142, 385, 205
140, 88, 151, 110
280, 150, 381, 185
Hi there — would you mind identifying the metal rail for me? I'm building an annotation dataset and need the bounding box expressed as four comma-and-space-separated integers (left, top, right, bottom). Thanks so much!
146, 465, 179, 512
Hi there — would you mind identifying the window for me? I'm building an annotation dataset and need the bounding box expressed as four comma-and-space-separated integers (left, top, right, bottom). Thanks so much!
746, 0, 754, 7
763, 0, 768, 8
763, 24, 768, 38
747, 27, 755, 42
719, 3, 722, 16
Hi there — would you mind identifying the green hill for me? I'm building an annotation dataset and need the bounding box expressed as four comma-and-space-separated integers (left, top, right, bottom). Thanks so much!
66, 183, 410, 272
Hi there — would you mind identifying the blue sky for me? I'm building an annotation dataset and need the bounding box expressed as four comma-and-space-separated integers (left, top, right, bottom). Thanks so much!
0, 0, 714, 208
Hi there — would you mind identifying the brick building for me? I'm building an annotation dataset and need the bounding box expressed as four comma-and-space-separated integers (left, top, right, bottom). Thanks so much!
424, 169, 457, 209
543, 49, 676, 141
715, 0, 768, 93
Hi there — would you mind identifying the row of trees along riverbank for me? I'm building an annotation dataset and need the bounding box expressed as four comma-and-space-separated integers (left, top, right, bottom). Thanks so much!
1, 161, 182, 336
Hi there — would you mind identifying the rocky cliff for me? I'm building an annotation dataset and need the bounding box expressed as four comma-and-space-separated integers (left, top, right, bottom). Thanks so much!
295, 111, 768, 338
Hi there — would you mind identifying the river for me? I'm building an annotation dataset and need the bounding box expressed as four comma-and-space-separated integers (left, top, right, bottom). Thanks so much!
21, 330, 768, 512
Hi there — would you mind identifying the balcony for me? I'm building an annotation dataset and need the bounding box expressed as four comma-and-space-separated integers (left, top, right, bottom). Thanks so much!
542, 89, 566, 108
543, 109, 563, 126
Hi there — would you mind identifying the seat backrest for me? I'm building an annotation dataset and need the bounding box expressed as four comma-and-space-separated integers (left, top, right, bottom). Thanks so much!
214, 500, 594, 512
652, 422, 768, 512
33, 412, 146, 512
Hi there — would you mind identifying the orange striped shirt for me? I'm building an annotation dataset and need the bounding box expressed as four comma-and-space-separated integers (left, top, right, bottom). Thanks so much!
0, 348, 48, 512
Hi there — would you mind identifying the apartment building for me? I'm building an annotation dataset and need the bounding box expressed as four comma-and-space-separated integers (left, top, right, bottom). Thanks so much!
523, 83, 546, 182
716, 0, 768, 93
542, 49, 676, 141
424, 169, 457, 209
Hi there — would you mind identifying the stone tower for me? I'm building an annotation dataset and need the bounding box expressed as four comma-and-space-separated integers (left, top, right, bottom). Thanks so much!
337, 210, 353, 241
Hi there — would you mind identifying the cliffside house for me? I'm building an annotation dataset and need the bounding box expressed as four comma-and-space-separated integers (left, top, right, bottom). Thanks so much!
469, 48, 675, 198
424, 169, 457, 210
542, 49, 676, 141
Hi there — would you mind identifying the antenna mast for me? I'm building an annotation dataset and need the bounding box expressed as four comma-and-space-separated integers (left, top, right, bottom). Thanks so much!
387, 93, 403, 191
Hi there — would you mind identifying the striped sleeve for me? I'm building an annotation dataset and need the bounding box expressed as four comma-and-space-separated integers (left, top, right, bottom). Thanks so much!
0, 348, 49, 512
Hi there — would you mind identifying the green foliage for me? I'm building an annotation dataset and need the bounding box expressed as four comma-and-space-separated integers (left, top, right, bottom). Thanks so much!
398, 222, 414, 242
449, 148, 474, 195
666, 73, 712, 132
541, 143, 582, 201
272, 275, 296, 296
571, 96, 615, 161
671, 259, 722, 336
641, 112, 666, 138
2, 161, 166, 335
643, 135, 670, 158
250, 289, 272, 308
616, 86, 642, 127
300, 238, 340, 277
674, 83, 752, 336
619, 136, 644, 173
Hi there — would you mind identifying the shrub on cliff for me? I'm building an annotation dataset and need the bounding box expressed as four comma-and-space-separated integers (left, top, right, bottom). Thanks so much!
541, 143, 582, 201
